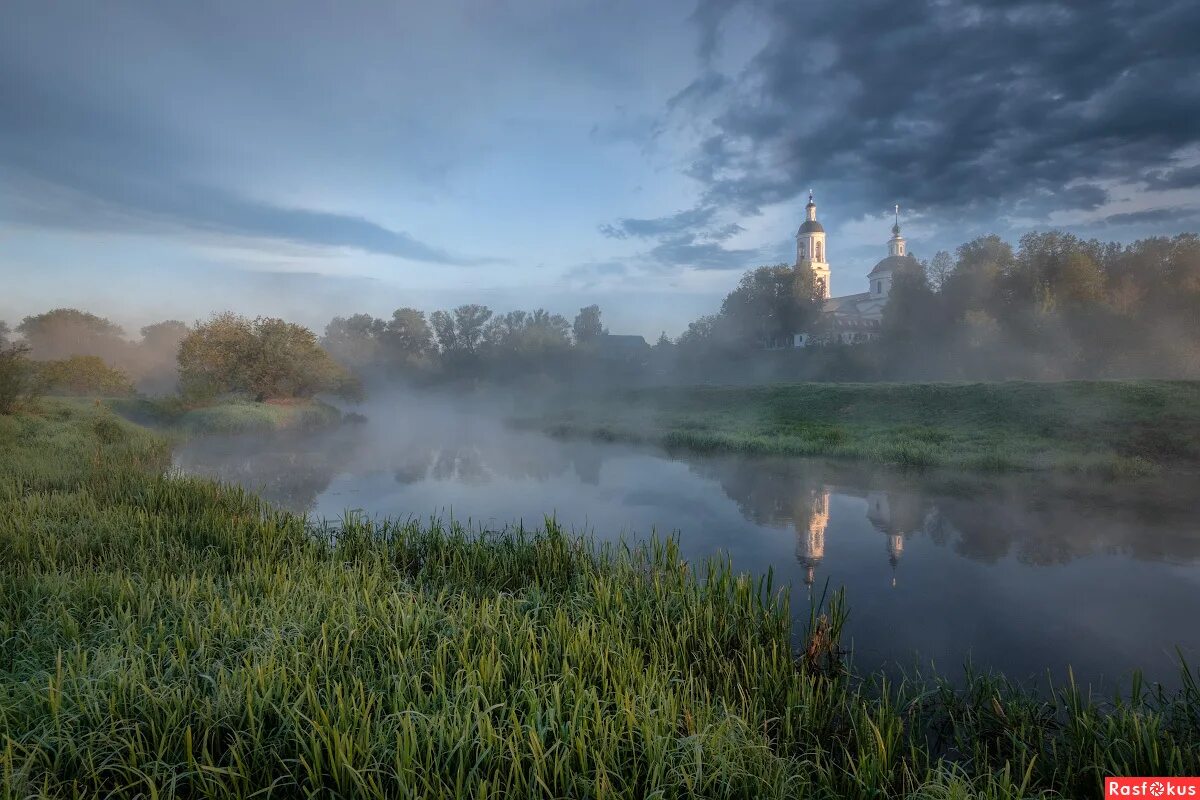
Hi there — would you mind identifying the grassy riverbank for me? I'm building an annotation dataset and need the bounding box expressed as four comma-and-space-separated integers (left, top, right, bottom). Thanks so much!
526, 380, 1200, 474
110, 395, 344, 434
2, 400, 1198, 797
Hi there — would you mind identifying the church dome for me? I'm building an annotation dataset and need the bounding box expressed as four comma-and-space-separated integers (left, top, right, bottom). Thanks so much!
868, 254, 916, 277
797, 219, 825, 234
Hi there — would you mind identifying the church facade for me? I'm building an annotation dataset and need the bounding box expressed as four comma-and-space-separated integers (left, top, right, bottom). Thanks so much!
788, 193, 919, 347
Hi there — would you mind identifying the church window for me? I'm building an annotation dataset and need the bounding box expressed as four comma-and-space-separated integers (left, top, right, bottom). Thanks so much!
875, 281, 882, 294
816, 242, 823, 261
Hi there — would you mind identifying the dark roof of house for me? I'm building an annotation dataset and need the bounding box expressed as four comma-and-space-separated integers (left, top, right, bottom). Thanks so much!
797, 220, 825, 234
822, 292, 871, 312
868, 254, 919, 277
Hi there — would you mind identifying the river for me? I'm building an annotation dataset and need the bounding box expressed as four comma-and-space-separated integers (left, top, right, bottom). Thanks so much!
173, 400, 1200, 691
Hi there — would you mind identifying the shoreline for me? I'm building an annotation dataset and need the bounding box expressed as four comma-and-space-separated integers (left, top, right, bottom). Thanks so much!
518, 379, 1200, 476
108, 395, 347, 435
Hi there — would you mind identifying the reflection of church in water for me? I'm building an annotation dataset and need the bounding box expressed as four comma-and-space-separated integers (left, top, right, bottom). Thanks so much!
794, 487, 924, 589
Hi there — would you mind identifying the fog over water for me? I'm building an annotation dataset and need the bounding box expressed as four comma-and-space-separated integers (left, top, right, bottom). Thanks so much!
170, 390, 1200, 691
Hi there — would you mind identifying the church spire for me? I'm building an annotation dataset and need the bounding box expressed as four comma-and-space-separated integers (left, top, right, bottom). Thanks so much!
795, 188, 830, 298
887, 532, 904, 589
888, 204, 906, 257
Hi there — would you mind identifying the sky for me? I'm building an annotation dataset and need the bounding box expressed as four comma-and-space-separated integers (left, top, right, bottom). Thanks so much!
3, 0, 1199, 340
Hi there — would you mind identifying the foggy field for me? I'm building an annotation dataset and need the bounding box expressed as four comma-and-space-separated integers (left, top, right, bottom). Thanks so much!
2, 399, 1199, 798
526, 380, 1200, 475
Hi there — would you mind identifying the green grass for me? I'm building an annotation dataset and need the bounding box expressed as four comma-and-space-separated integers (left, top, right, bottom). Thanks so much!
527, 380, 1200, 474
1, 400, 1198, 798
109, 396, 344, 434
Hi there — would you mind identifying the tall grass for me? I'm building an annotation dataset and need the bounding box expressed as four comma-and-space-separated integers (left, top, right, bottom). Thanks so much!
1, 400, 1197, 797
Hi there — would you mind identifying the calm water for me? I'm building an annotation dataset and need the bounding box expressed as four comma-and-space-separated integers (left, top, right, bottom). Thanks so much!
174, 402, 1200, 690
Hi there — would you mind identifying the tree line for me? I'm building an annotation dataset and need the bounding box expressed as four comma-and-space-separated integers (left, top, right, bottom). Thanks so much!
661, 231, 1200, 381
318, 303, 621, 384
3, 229, 1199, 413
0, 302, 624, 410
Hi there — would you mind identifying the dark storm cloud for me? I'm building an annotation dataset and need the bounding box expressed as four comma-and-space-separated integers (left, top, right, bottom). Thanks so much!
1102, 207, 1198, 227
562, 259, 631, 288
689, 0, 738, 63
665, 71, 729, 111
0, 27, 477, 265
677, 0, 1200, 222
1057, 184, 1109, 211
600, 205, 755, 269
707, 222, 746, 241
650, 235, 760, 270
599, 206, 719, 239
1144, 165, 1200, 191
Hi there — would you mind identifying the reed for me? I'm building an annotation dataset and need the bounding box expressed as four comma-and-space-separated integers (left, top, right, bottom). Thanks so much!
1, 400, 1197, 798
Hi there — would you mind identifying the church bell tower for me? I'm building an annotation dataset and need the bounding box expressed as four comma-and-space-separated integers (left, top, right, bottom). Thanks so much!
796, 191, 831, 299
888, 204, 906, 257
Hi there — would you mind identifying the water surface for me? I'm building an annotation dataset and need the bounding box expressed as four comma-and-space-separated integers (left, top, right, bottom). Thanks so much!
174, 402, 1200, 690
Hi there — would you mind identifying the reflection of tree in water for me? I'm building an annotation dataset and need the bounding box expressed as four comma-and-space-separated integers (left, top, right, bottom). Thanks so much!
430, 446, 489, 483
393, 438, 579, 486
687, 455, 1200, 583
174, 430, 354, 514
393, 457, 429, 485
570, 445, 603, 486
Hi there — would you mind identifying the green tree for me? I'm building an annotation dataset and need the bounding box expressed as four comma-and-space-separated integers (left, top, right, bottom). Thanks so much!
432, 305, 493, 358
0, 344, 36, 414
484, 309, 572, 370
179, 313, 358, 402
1166, 233, 1200, 294
429, 310, 457, 354
322, 314, 386, 369
141, 320, 190, 351
453, 304, 493, 353
572, 305, 606, 344
720, 264, 821, 348
17, 308, 128, 361
136, 320, 190, 393
1057, 251, 1106, 308
381, 308, 433, 368
36, 356, 136, 397
882, 259, 938, 350
675, 314, 740, 362
942, 235, 1013, 319
925, 250, 953, 291
0, 321, 10, 349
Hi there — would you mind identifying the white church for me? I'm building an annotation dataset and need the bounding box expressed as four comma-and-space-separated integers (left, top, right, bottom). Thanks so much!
787, 192, 919, 347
